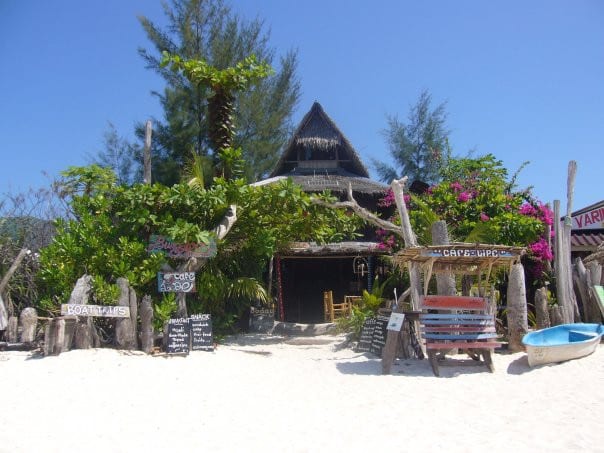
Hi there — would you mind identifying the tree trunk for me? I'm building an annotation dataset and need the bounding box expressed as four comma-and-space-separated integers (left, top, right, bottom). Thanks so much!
0, 294, 7, 331
507, 263, 528, 352
140, 295, 154, 354
129, 286, 138, 348
19, 307, 38, 343
534, 287, 551, 329
115, 278, 137, 349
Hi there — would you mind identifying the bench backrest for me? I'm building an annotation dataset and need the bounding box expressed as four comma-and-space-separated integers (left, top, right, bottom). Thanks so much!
420, 295, 500, 349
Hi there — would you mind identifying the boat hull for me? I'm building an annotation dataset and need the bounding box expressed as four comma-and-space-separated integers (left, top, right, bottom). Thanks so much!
522, 323, 604, 367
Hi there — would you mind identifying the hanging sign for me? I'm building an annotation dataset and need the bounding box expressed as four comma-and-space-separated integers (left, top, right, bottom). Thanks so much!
148, 235, 217, 259
421, 247, 515, 258
158, 272, 196, 293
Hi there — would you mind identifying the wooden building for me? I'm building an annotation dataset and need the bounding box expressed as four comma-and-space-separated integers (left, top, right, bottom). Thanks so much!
263, 102, 390, 323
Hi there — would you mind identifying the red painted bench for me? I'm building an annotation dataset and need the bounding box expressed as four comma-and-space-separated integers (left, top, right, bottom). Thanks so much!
420, 295, 501, 376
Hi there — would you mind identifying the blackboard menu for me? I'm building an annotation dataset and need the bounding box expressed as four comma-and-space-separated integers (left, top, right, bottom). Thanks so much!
369, 315, 389, 357
166, 318, 190, 354
357, 317, 377, 353
190, 314, 213, 352
249, 307, 275, 333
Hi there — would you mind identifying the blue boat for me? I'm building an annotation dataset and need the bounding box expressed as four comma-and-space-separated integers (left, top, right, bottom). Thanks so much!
522, 323, 604, 367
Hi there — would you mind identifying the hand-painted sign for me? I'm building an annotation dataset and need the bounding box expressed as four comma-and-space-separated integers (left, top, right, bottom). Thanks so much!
60, 304, 130, 318
190, 314, 213, 351
148, 235, 217, 259
572, 205, 604, 230
422, 247, 515, 258
158, 272, 196, 293
166, 318, 190, 354
387, 312, 405, 331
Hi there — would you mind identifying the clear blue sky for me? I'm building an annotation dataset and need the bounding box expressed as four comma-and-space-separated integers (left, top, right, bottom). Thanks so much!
1, 0, 602, 211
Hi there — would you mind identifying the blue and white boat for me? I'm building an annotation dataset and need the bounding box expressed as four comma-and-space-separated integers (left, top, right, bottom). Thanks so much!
522, 323, 604, 367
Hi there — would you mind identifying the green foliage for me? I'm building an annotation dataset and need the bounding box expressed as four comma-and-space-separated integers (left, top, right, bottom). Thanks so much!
90, 275, 120, 305
337, 277, 390, 339
37, 165, 361, 332
137, 0, 301, 183
154, 293, 178, 331
375, 90, 451, 184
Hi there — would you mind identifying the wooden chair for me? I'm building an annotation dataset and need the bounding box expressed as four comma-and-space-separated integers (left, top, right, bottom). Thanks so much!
420, 295, 501, 377
323, 291, 351, 322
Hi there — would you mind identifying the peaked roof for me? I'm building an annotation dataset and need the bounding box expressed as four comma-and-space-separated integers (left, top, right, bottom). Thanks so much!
270, 102, 370, 178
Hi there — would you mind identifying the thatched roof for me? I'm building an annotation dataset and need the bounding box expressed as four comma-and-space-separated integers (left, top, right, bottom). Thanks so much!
280, 241, 389, 257
270, 102, 370, 178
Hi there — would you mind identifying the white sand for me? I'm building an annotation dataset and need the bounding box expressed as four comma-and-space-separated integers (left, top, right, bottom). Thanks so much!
1, 335, 603, 453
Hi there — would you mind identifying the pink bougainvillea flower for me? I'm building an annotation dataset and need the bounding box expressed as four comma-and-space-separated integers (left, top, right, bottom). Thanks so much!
479, 212, 490, 222
519, 202, 537, 216
450, 181, 463, 192
457, 191, 472, 202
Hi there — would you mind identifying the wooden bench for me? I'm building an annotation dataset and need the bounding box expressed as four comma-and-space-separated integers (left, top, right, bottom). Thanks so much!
420, 295, 501, 376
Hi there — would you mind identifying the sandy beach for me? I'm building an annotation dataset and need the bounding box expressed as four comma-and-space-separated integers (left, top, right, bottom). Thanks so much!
1, 335, 603, 453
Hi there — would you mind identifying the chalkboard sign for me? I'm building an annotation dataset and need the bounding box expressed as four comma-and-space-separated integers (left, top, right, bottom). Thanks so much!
369, 315, 389, 357
166, 318, 190, 354
357, 317, 377, 352
249, 307, 275, 333
190, 314, 213, 352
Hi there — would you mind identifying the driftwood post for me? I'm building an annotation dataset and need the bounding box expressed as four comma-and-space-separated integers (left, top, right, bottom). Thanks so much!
554, 161, 579, 324
382, 177, 422, 374
115, 278, 137, 349
507, 263, 528, 352
143, 120, 152, 185
534, 287, 551, 329
7, 316, 18, 342
19, 307, 38, 343
574, 258, 602, 323
70, 274, 96, 349
140, 295, 154, 353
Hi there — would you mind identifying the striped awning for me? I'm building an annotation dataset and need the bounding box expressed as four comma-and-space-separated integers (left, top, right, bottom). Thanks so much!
571, 231, 604, 251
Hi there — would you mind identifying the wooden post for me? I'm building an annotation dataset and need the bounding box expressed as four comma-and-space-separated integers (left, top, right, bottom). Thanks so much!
573, 258, 602, 323
140, 295, 154, 354
535, 287, 551, 329
129, 286, 138, 348
7, 316, 18, 342
507, 263, 528, 352
115, 278, 137, 349
143, 120, 152, 185
19, 307, 38, 343
70, 275, 94, 349
0, 294, 7, 331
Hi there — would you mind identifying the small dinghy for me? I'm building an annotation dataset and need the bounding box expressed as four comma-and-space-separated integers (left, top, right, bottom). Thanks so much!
522, 323, 604, 367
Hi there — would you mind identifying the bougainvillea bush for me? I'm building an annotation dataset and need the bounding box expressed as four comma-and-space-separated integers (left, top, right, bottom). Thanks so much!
377, 154, 554, 284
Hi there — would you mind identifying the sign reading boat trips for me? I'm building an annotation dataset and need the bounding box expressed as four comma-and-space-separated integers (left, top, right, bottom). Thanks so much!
190, 314, 214, 351
158, 272, 196, 293
61, 304, 130, 318
166, 318, 191, 354
148, 235, 217, 259
422, 247, 515, 258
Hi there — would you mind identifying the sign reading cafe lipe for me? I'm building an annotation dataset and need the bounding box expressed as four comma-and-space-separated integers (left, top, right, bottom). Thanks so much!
147, 235, 217, 259
423, 247, 515, 258
158, 272, 196, 293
